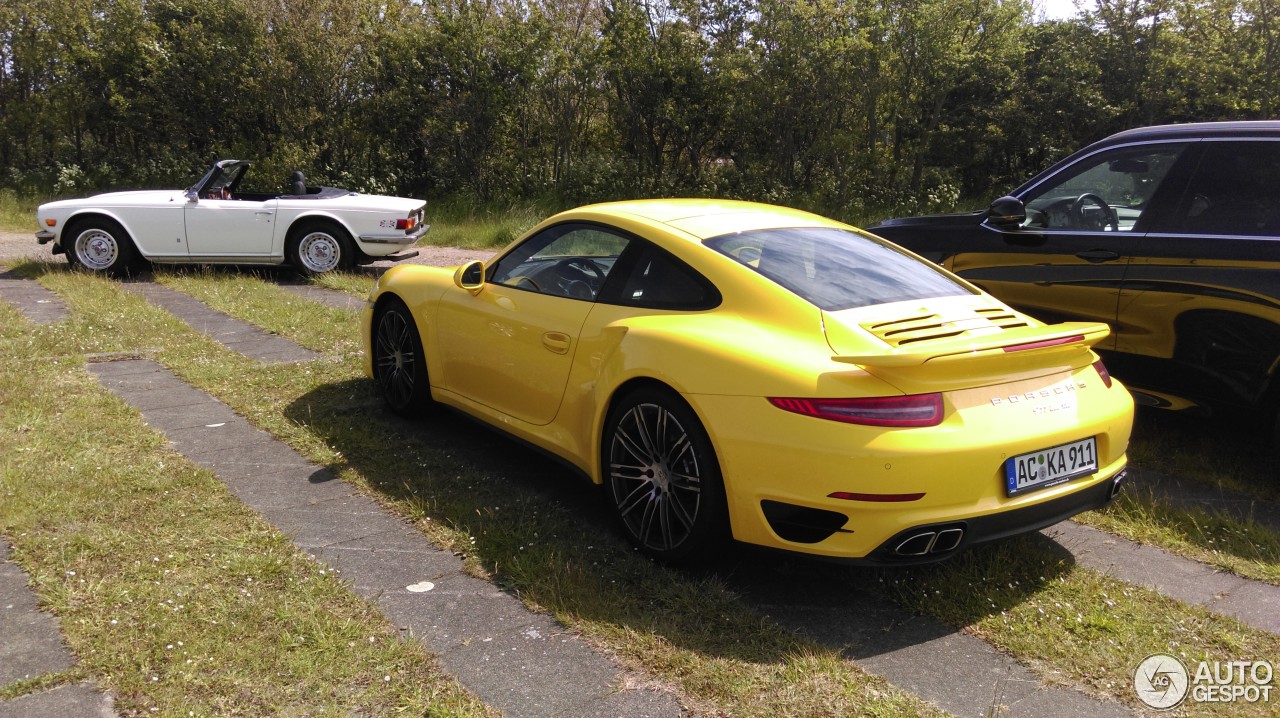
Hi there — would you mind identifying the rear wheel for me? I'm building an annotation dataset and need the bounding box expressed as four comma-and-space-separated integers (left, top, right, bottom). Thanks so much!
288, 221, 351, 275
372, 297, 431, 416
603, 386, 728, 563
65, 218, 140, 276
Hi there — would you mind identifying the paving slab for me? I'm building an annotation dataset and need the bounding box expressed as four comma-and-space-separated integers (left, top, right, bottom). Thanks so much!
122, 281, 321, 363
0, 540, 74, 687
0, 683, 117, 718
1, 541, 118, 717
1043, 520, 1280, 634
740, 567, 1134, 718
1134, 466, 1280, 535
88, 358, 685, 718
0, 268, 68, 325
278, 282, 368, 311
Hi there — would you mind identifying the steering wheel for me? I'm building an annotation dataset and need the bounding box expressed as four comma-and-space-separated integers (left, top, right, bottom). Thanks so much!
552, 258, 606, 299
553, 257, 606, 281
511, 275, 541, 291
1070, 193, 1117, 231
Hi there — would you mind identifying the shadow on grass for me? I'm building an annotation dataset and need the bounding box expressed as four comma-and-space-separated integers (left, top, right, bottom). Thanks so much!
285, 378, 1080, 667
1129, 406, 1277, 500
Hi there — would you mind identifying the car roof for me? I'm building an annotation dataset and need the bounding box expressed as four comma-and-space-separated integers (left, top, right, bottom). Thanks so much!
1099, 120, 1280, 145
568, 199, 848, 241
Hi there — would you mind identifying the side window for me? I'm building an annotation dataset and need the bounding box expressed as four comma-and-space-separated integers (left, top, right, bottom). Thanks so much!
606, 244, 719, 310
1021, 143, 1188, 232
1171, 141, 1280, 237
489, 224, 630, 301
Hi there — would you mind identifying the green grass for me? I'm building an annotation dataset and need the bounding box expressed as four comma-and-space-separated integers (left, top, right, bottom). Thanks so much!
417, 201, 547, 250
1073, 406, 1280, 586
4, 260, 1280, 717
0, 267, 494, 717
882, 538, 1280, 716
0, 189, 40, 232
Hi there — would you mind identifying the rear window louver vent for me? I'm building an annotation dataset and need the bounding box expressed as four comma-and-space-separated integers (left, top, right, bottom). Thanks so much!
863, 309, 1031, 348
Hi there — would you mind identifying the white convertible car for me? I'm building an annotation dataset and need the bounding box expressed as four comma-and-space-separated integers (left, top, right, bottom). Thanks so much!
35, 160, 428, 275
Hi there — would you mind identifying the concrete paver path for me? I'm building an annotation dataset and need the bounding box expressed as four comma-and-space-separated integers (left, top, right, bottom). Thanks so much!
0, 268, 68, 325
89, 358, 683, 718
123, 282, 322, 363
0, 540, 117, 717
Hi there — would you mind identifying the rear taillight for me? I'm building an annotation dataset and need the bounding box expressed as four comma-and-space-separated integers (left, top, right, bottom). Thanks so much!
768, 394, 943, 427
1093, 360, 1113, 388
395, 218, 416, 231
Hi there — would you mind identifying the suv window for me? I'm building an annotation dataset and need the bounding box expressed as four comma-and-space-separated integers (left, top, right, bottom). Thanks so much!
706, 227, 972, 311
1171, 141, 1280, 237
1021, 143, 1188, 232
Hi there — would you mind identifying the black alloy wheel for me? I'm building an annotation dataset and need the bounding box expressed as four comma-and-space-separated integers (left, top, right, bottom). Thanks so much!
604, 386, 728, 563
372, 297, 430, 416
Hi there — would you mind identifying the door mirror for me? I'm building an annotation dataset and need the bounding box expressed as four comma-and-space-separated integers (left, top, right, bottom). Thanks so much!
986, 196, 1026, 230
184, 190, 199, 204
453, 260, 485, 294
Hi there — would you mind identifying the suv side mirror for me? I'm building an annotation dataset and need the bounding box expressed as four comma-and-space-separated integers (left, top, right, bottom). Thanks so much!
453, 260, 485, 294
986, 196, 1026, 230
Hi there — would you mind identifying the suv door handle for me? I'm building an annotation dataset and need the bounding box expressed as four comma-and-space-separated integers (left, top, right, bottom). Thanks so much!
1075, 249, 1121, 263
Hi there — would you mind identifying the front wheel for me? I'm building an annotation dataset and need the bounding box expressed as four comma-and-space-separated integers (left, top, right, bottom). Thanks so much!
66, 218, 140, 276
603, 386, 728, 564
372, 297, 431, 416
288, 221, 352, 275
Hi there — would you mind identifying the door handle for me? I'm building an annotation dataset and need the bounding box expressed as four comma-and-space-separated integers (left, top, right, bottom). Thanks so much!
541, 331, 571, 354
1075, 249, 1120, 263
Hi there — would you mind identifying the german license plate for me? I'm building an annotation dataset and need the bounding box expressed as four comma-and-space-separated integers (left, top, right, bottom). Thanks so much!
1004, 437, 1098, 496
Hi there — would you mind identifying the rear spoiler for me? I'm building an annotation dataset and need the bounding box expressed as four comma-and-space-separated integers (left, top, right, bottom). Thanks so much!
833, 322, 1110, 368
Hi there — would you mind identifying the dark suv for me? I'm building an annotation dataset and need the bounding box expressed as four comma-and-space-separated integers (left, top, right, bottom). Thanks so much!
869, 122, 1280, 442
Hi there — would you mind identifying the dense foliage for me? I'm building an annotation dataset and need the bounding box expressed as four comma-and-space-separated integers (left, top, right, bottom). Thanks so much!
2, 0, 1277, 219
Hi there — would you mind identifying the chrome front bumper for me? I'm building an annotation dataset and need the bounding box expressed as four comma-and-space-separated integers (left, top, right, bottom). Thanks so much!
36, 230, 56, 244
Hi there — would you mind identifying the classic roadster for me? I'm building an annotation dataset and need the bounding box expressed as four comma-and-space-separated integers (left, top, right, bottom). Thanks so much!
35, 160, 427, 274
362, 199, 1134, 564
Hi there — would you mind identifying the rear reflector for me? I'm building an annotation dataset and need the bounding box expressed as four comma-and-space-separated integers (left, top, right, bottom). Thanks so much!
828, 491, 926, 502
768, 394, 943, 427
1093, 359, 1113, 388
1002, 334, 1084, 352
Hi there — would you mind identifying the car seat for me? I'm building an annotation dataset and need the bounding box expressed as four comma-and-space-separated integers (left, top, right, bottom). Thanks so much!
289, 171, 307, 195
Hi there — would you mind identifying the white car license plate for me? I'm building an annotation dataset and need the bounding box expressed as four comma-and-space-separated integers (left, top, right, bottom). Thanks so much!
1004, 437, 1098, 497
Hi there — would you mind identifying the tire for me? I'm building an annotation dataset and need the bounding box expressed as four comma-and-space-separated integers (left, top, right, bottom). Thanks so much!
65, 218, 140, 276
602, 386, 729, 563
372, 297, 431, 417
288, 221, 351, 275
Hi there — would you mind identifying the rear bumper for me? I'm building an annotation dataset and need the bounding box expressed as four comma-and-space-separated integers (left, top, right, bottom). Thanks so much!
359, 224, 430, 246
688, 366, 1134, 560
859, 466, 1127, 565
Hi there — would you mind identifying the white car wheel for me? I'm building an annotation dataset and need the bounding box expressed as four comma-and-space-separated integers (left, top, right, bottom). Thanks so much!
75, 228, 119, 271
68, 219, 138, 275
289, 222, 351, 275
298, 232, 341, 273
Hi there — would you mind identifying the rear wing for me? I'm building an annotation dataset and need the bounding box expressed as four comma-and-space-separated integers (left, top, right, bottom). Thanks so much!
833, 322, 1110, 368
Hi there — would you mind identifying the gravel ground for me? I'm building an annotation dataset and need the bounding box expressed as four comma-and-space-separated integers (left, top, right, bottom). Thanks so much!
0, 229, 51, 265
0, 228, 494, 269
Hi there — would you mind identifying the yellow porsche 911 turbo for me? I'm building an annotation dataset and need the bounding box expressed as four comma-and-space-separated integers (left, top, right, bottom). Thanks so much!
361, 200, 1133, 564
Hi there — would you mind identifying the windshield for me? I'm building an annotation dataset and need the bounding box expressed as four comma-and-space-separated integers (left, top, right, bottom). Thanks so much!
706, 227, 973, 311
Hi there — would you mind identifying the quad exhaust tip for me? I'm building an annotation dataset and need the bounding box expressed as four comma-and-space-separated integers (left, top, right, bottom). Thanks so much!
1110, 469, 1127, 499
894, 527, 965, 556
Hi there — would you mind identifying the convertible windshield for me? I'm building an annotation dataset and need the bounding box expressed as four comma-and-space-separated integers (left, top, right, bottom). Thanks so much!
706, 227, 973, 311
